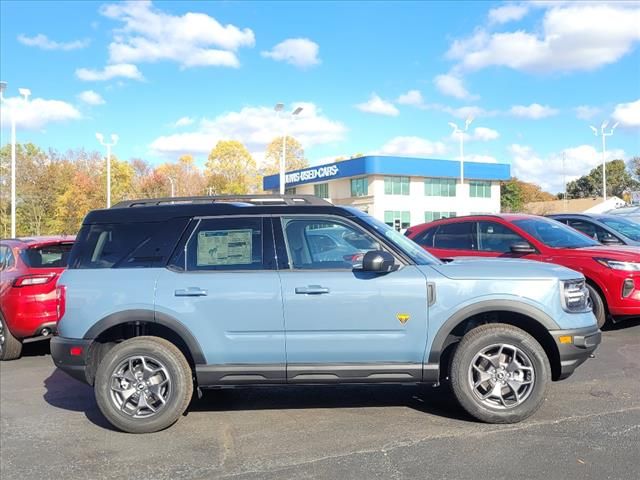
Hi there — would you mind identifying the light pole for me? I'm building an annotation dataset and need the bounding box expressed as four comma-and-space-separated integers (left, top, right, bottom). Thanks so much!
590, 121, 618, 202
0, 82, 31, 238
96, 132, 119, 208
274, 103, 303, 195
166, 176, 175, 197
448, 115, 474, 214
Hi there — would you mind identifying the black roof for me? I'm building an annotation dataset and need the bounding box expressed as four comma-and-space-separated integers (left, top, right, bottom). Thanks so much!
85, 195, 356, 224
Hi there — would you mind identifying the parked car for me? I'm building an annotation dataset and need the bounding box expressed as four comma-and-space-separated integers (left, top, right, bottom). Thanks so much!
606, 206, 640, 223
50, 195, 599, 433
406, 214, 640, 329
548, 213, 640, 246
0, 236, 75, 360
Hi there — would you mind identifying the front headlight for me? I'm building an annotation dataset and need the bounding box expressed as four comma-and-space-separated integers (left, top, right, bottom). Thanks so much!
595, 258, 640, 272
560, 279, 591, 313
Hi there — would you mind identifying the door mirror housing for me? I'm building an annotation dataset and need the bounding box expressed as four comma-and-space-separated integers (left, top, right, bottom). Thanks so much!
510, 242, 536, 254
359, 250, 398, 273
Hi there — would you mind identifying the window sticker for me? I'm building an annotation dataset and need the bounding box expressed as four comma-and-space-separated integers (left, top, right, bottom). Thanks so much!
197, 229, 253, 266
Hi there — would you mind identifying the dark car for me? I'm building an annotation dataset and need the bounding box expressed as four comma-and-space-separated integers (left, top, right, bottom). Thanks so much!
0, 236, 75, 360
548, 213, 640, 247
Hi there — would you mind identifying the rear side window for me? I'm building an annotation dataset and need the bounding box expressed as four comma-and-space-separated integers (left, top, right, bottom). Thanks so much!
22, 243, 73, 268
433, 222, 476, 250
69, 219, 188, 269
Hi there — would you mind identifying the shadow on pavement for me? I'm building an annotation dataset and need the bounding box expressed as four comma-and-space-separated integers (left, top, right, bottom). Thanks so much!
21, 339, 51, 358
603, 317, 640, 331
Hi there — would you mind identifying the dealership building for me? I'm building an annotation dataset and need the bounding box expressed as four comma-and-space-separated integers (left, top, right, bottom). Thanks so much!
263, 155, 511, 228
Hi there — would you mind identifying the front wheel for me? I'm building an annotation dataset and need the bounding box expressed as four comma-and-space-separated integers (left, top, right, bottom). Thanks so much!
450, 323, 550, 424
585, 284, 607, 329
94, 336, 193, 433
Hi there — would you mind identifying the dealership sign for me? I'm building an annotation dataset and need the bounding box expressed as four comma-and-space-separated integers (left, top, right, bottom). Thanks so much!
285, 165, 340, 185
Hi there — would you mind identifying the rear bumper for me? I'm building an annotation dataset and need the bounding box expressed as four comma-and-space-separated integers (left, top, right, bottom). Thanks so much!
50, 336, 93, 385
551, 326, 601, 380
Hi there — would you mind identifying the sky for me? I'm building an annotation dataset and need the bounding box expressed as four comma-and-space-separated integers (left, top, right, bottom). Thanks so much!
0, 0, 639, 194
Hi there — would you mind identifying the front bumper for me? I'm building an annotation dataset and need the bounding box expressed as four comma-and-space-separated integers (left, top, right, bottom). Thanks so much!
551, 326, 601, 380
50, 336, 93, 385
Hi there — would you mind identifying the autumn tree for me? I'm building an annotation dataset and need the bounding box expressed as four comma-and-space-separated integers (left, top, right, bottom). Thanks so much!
205, 140, 258, 194
567, 159, 638, 199
263, 136, 308, 175
500, 178, 525, 212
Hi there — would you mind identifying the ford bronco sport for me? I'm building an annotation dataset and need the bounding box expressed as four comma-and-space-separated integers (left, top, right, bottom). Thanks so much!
51, 195, 600, 433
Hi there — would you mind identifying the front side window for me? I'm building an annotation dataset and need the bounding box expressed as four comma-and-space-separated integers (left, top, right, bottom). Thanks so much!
478, 221, 527, 253
384, 176, 409, 195
384, 211, 410, 229
470, 181, 492, 198
350, 177, 368, 197
513, 218, 599, 249
425, 211, 456, 223
433, 222, 476, 250
314, 183, 329, 199
281, 217, 381, 270
186, 218, 264, 271
425, 178, 456, 197
599, 217, 640, 242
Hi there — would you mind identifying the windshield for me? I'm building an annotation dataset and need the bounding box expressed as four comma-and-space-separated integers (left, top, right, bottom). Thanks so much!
599, 217, 640, 241
360, 215, 441, 265
513, 217, 599, 248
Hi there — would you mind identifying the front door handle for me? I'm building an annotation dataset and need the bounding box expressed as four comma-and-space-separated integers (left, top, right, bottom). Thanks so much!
174, 287, 208, 297
295, 285, 330, 295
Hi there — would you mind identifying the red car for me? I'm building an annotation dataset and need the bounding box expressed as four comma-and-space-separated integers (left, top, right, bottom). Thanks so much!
406, 214, 640, 328
0, 236, 74, 360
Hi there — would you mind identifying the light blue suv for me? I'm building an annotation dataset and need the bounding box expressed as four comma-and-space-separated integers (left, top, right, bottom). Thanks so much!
51, 195, 601, 433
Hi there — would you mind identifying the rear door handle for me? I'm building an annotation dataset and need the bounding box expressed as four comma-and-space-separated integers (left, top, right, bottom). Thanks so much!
174, 287, 208, 297
295, 285, 330, 295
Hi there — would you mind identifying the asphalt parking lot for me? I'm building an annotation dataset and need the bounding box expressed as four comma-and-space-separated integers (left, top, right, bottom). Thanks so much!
1, 321, 639, 480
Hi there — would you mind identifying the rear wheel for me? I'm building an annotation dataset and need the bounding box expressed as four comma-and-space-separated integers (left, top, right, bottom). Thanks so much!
450, 323, 550, 424
94, 336, 193, 433
0, 314, 23, 361
585, 283, 607, 329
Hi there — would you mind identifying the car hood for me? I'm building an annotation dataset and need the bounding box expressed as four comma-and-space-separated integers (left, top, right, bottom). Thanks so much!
564, 245, 640, 260
429, 257, 580, 281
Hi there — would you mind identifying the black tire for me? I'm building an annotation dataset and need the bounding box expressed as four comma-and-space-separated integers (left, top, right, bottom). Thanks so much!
0, 314, 23, 361
586, 283, 607, 329
94, 336, 193, 433
450, 323, 550, 424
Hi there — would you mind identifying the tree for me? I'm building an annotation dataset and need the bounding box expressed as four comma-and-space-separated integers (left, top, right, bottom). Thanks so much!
500, 178, 524, 212
263, 136, 308, 175
567, 159, 638, 199
631, 156, 640, 181
205, 140, 258, 194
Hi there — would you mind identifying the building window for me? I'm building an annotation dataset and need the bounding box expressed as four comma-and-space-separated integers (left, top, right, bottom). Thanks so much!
425, 178, 457, 197
350, 177, 368, 197
425, 211, 457, 223
384, 176, 410, 195
470, 181, 492, 198
314, 183, 329, 199
285, 187, 297, 194
384, 211, 410, 229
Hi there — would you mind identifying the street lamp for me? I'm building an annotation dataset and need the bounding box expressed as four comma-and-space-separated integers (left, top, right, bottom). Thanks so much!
166, 176, 176, 197
96, 132, 119, 208
589, 121, 618, 202
448, 115, 474, 214
0, 82, 31, 237
274, 103, 303, 195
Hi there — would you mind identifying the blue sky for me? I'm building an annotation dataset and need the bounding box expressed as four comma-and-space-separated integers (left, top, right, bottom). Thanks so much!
1, 0, 639, 193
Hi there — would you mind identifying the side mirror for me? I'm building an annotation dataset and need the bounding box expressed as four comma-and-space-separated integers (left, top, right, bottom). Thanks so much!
360, 250, 398, 273
601, 236, 621, 246
510, 242, 536, 254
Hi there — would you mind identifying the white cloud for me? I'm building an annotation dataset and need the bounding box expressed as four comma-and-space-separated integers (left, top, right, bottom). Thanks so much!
376, 136, 447, 157
17, 33, 90, 51
612, 99, 640, 129
448, 3, 640, 74
76, 63, 144, 81
396, 90, 424, 106
433, 74, 475, 100
509, 103, 559, 119
149, 102, 346, 162
0, 96, 81, 130
77, 90, 105, 105
488, 4, 529, 24
355, 93, 399, 116
510, 143, 626, 193
472, 127, 499, 141
442, 105, 495, 119
574, 105, 601, 121
100, 1, 255, 68
173, 116, 195, 128
261, 38, 320, 68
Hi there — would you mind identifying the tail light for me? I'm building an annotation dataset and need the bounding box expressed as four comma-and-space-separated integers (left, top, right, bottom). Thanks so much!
56, 285, 66, 321
13, 273, 56, 287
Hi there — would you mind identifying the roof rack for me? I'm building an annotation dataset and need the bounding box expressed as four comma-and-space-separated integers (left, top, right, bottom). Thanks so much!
112, 194, 332, 208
